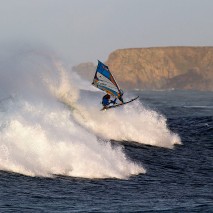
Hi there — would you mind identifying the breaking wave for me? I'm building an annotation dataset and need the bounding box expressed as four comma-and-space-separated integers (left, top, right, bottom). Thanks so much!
0, 45, 180, 179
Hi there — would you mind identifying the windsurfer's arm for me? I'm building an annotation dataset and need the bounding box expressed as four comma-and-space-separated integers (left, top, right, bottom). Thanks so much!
110, 98, 117, 105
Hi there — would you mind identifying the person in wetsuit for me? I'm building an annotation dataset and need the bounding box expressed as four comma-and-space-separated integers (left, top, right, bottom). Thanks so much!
102, 94, 117, 109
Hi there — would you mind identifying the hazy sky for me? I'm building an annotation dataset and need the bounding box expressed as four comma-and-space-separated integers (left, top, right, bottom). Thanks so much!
0, 0, 213, 65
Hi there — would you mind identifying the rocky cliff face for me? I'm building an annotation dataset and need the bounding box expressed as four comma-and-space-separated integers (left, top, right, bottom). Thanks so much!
73, 47, 213, 91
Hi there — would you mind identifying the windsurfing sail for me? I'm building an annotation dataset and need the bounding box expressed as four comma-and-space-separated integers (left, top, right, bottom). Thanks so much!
92, 60, 122, 98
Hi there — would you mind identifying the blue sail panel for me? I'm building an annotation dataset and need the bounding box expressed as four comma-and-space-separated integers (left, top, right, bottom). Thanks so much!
92, 60, 121, 97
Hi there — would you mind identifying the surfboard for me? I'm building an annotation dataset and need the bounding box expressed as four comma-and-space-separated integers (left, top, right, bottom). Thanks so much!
101, 96, 139, 111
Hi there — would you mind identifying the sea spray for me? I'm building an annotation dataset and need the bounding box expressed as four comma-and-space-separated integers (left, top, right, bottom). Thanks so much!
73, 100, 180, 148
55, 63, 181, 148
0, 46, 145, 178
0, 99, 144, 178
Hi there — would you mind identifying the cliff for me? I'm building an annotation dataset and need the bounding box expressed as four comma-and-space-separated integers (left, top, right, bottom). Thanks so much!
73, 47, 213, 91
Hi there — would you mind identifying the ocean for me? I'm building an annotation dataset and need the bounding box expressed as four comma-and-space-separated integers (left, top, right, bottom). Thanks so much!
0, 52, 212, 212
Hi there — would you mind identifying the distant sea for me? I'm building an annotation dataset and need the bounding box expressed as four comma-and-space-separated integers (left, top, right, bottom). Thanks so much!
0, 90, 212, 212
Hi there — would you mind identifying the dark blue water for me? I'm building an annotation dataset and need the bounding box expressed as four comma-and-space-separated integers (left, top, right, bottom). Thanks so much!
0, 90, 212, 212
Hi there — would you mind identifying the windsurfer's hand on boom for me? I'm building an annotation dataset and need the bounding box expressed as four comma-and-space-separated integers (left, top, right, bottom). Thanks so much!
110, 98, 117, 105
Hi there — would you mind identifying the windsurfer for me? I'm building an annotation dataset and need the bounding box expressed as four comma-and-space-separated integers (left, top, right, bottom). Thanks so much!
102, 94, 117, 109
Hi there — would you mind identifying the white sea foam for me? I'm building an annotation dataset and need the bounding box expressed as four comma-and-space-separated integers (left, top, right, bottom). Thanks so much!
0, 46, 145, 179
0, 46, 181, 178
0, 100, 144, 178
54, 63, 181, 149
